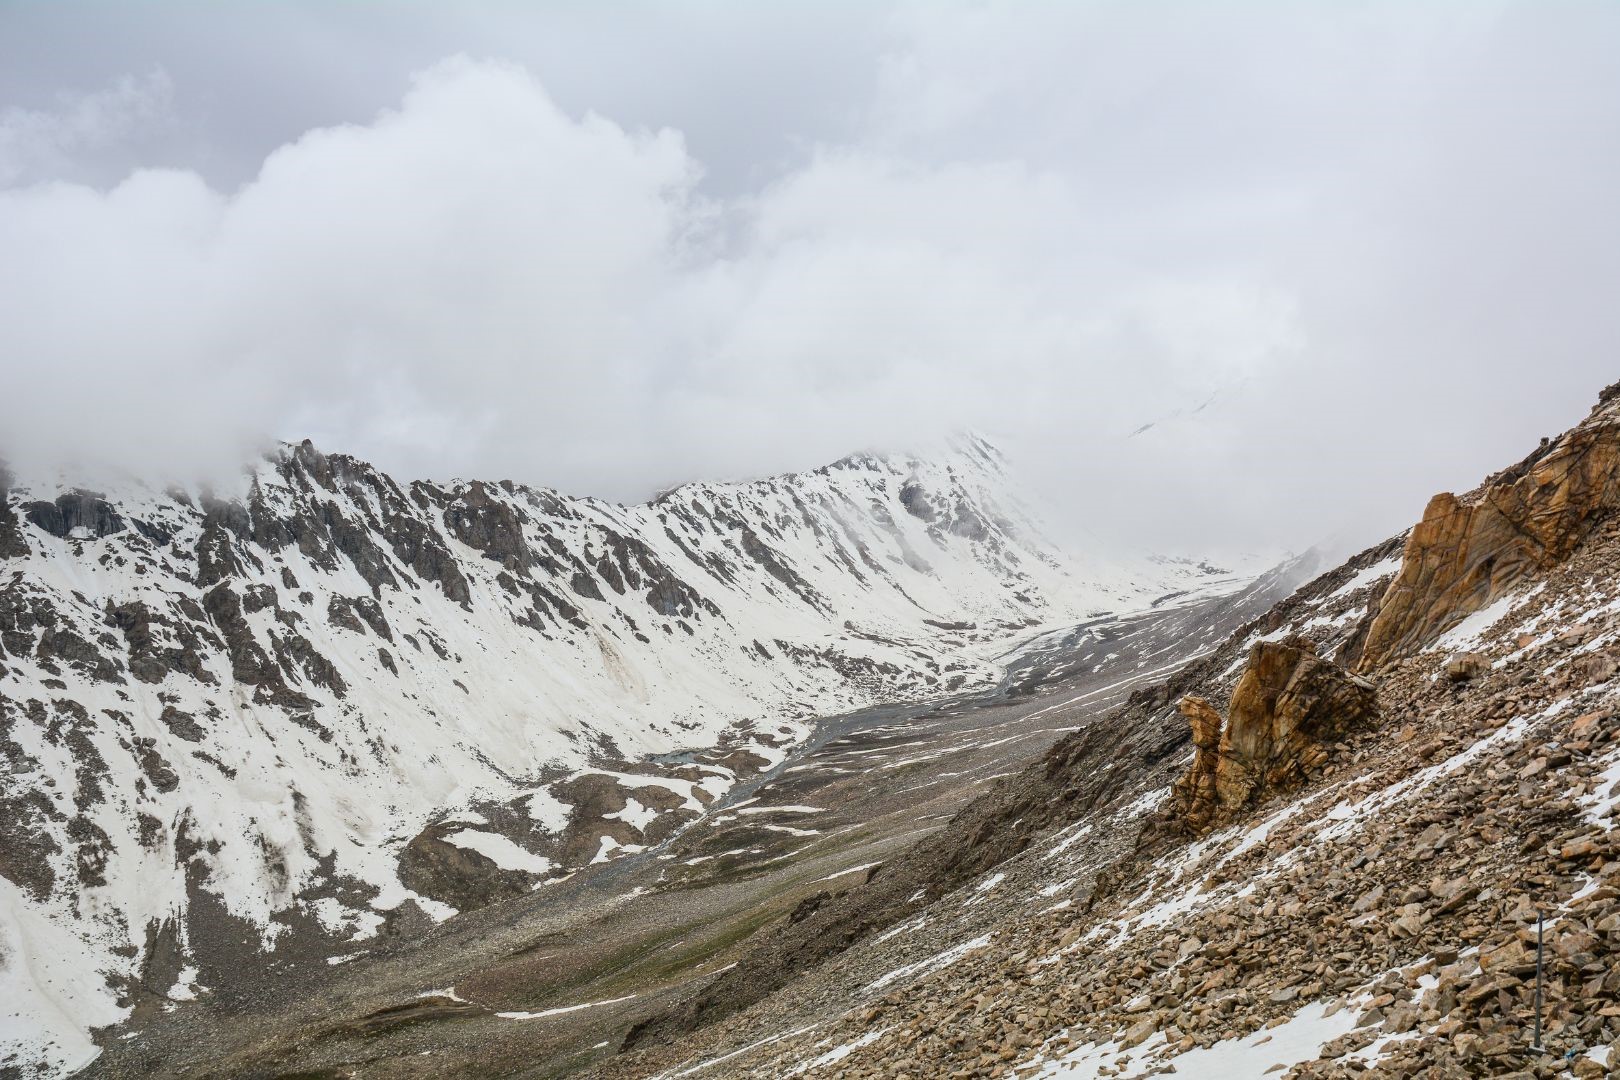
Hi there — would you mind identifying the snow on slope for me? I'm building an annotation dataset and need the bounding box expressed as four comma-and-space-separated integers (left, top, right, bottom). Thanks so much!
0, 435, 1225, 1075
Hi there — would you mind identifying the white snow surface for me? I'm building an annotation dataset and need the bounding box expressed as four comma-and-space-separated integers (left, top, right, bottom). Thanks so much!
1036, 1000, 1358, 1078
494, 993, 638, 1020
1328, 554, 1401, 600
785, 1026, 892, 1076
1431, 591, 1524, 652
440, 831, 553, 875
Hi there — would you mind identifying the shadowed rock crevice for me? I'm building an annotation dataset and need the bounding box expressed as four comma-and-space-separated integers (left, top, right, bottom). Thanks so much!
0, 464, 30, 558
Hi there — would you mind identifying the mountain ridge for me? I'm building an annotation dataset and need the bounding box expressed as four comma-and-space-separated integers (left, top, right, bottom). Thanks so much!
0, 434, 1249, 1076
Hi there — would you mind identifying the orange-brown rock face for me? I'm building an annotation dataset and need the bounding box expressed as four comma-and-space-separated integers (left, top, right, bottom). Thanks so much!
1171, 695, 1224, 831
1173, 639, 1378, 832
1360, 393, 1620, 668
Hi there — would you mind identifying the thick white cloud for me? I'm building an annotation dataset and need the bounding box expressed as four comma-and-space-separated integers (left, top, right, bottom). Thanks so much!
3, 3, 1619, 554
3, 60, 698, 482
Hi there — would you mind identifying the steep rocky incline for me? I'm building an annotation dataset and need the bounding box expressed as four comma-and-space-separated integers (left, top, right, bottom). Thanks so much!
0, 434, 1240, 1077
601, 383, 1620, 1079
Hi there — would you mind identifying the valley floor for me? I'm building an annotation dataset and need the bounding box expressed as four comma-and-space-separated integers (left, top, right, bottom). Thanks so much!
77, 577, 1286, 1079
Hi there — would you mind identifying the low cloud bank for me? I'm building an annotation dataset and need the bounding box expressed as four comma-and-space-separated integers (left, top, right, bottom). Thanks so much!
3, 4, 1618, 553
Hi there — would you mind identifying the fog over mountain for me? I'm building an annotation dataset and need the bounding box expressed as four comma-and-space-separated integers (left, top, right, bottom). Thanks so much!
3, 1, 1618, 552
11, 7, 1620, 1079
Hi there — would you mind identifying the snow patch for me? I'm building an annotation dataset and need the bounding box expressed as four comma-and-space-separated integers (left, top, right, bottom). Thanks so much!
496, 992, 637, 1020
1036, 1000, 1357, 1078
441, 830, 553, 875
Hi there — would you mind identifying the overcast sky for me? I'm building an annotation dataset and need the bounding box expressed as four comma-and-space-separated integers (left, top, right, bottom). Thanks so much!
2, 1, 1617, 554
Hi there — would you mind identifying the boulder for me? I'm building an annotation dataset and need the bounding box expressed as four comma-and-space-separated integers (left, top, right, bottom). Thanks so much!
1173, 638, 1378, 831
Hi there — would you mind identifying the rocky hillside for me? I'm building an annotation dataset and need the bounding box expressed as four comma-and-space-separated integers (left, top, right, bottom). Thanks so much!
599, 384, 1620, 1078
0, 434, 1243, 1077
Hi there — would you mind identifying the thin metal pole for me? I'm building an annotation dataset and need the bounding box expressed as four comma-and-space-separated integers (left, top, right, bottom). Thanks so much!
1533, 910, 1544, 1051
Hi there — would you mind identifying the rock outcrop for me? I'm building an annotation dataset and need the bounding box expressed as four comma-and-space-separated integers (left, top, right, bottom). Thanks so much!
1361, 383, 1620, 667
1170, 694, 1226, 832
396, 824, 545, 913
22, 489, 127, 540
1173, 638, 1378, 831
1443, 650, 1485, 682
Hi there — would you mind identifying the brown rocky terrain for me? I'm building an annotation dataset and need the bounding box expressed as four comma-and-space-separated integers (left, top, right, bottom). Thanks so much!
1172, 638, 1378, 831
1362, 382, 1620, 667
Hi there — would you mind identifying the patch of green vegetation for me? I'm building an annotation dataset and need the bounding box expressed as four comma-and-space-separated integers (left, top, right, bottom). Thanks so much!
588, 903, 784, 997
494, 917, 700, 1004
663, 820, 881, 891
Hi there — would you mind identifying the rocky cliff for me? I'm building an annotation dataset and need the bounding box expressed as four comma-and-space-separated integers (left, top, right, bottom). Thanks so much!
1171, 638, 1378, 832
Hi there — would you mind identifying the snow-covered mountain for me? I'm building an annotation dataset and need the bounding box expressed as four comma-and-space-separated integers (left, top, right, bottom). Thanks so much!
0, 435, 1243, 1074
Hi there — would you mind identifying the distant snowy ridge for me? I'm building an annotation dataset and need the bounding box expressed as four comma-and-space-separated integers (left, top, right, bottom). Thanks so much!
0, 434, 1240, 1074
